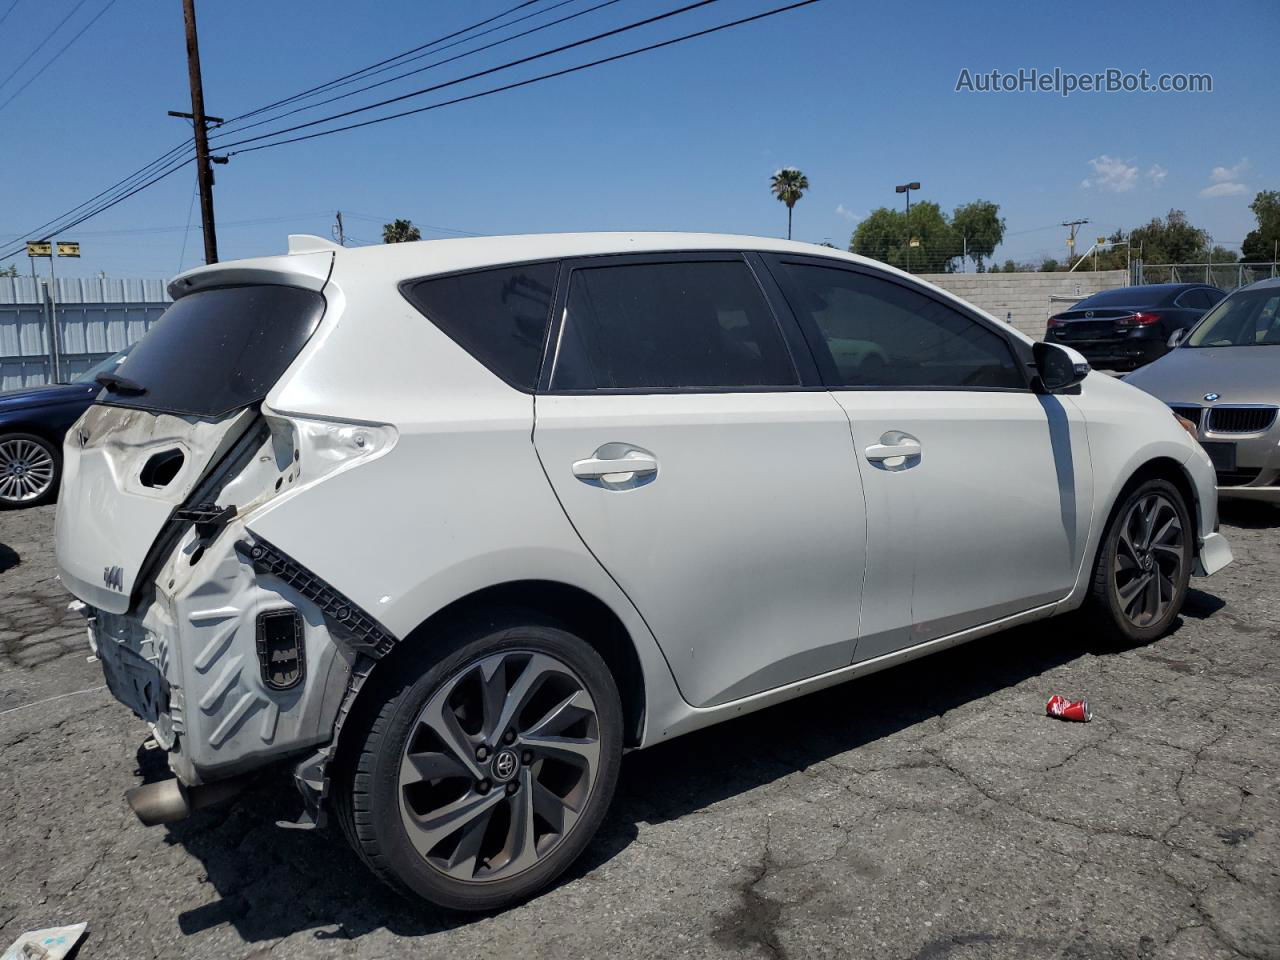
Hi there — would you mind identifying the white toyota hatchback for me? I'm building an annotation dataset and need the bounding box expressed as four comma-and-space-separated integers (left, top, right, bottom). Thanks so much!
55, 233, 1231, 910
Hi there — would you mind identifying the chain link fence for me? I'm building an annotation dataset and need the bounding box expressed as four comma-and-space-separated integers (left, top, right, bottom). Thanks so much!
1130, 261, 1280, 290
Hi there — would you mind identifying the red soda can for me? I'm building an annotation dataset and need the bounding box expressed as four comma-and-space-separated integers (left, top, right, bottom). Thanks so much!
1046, 694, 1091, 722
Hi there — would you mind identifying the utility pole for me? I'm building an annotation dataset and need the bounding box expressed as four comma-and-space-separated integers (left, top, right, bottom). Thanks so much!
1062, 219, 1089, 267
171, 0, 222, 264
332, 211, 346, 246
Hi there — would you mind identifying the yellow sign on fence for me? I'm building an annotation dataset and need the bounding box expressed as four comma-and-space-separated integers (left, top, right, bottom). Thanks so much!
57, 242, 80, 257
26, 241, 52, 257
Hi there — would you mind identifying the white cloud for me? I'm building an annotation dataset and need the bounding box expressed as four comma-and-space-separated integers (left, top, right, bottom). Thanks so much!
835, 204, 859, 221
1081, 155, 1139, 193
1209, 158, 1249, 183
1201, 158, 1249, 198
1201, 181, 1247, 198
1146, 164, 1167, 187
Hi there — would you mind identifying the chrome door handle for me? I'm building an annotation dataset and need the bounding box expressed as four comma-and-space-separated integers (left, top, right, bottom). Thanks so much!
572, 455, 658, 479
572, 444, 659, 489
865, 432, 922, 470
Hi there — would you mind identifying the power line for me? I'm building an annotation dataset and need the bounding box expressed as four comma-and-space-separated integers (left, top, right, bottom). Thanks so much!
5, 138, 193, 247
0, 0, 119, 113
221, 0, 624, 140
0, 0, 92, 94
0, 0, 21, 29
0, 154, 194, 261
1, 0, 824, 261
212, 0, 731, 153
224, 0, 824, 159
0, 4, 545, 250
223, 0, 547, 126
344, 211, 482, 237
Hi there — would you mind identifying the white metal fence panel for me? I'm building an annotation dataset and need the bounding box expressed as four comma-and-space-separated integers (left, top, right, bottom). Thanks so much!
0, 276, 170, 390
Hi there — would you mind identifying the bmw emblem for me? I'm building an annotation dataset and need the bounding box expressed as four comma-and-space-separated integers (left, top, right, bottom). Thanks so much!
1203, 392, 1220, 402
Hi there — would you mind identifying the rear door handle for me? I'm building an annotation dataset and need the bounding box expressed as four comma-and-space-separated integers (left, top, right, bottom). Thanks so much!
572, 444, 659, 488
865, 432, 922, 470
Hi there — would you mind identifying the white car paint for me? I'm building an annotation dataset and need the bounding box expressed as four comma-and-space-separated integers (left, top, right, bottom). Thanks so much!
54, 232, 1231, 793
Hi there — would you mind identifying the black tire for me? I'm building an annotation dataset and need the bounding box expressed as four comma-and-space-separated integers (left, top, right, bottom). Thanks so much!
0, 432, 60, 509
334, 612, 623, 912
1085, 478, 1193, 645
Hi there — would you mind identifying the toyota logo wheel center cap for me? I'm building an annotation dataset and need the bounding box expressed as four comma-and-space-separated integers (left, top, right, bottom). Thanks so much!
491, 748, 519, 782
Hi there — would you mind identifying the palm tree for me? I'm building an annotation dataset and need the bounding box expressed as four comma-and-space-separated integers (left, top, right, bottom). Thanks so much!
770, 168, 810, 240
382, 218, 422, 243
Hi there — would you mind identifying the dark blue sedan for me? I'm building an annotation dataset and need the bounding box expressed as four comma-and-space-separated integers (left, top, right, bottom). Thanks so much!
0, 348, 130, 508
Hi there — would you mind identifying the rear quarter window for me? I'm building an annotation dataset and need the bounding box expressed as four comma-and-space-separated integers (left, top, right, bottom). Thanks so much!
401, 262, 558, 391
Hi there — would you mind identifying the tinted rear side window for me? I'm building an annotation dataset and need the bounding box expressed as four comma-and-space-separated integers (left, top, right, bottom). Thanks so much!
403, 262, 558, 391
101, 285, 325, 418
550, 260, 797, 391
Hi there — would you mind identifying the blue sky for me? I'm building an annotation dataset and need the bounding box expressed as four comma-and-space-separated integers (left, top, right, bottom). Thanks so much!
1, 0, 1276, 278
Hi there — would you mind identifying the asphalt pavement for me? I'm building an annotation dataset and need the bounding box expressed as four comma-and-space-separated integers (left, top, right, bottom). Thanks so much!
2, 502, 1277, 960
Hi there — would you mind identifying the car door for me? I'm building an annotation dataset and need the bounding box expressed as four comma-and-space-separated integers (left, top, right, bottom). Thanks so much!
532, 253, 869, 708
761, 254, 1091, 661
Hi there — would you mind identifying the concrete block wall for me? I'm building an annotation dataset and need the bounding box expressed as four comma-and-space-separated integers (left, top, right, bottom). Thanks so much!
917, 270, 1129, 339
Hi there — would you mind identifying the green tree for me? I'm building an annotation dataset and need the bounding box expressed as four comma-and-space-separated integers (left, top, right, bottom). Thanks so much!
850, 201, 959, 273
1128, 210, 1209, 264
0, 264, 17, 278
1040, 258, 1060, 272
769, 168, 809, 240
1241, 190, 1280, 263
951, 200, 1005, 272
382, 218, 422, 243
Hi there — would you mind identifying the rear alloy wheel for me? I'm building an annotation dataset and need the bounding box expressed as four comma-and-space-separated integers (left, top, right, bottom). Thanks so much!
0, 433, 59, 508
338, 620, 622, 911
398, 650, 601, 882
1089, 478, 1192, 644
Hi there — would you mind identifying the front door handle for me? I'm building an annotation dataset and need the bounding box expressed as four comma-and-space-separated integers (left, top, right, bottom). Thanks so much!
865, 431, 922, 470
572, 444, 659, 489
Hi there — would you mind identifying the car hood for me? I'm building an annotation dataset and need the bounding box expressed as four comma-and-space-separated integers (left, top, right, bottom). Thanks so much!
1124, 346, 1280, 405
0, 382, 98, 411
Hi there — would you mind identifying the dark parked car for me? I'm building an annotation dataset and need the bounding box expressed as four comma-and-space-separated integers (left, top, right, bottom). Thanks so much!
1046, 283, 1224, 371
0, 348, 131, 508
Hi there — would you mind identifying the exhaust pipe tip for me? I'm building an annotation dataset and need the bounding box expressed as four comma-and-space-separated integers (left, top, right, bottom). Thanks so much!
126, 776, 247, 826
126, 779, 190, 826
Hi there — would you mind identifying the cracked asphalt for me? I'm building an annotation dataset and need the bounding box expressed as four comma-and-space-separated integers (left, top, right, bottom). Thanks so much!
2, 503, 1278, 960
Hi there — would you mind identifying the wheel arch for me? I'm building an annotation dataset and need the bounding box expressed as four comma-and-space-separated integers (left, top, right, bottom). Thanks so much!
1105, 456, 1200, 542
0, 418, 67, 451
345, 579, 648, 751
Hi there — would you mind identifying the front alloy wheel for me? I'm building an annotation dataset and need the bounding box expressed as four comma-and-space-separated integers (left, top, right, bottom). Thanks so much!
1088, 477, 1192, 644
1113, 492, 1184, 628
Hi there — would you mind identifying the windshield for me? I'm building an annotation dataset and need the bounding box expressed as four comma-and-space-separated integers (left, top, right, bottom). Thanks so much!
1185, 288, 1280, 348
71, 345, 133, 384
98, 284, 325, 417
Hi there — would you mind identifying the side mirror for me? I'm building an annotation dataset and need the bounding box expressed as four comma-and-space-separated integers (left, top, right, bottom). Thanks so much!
1033, 341, 1089, 393
1168, 328, 1187, 348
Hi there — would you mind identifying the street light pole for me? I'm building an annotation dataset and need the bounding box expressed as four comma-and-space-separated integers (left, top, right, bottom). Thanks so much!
895, 181, 920, 272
